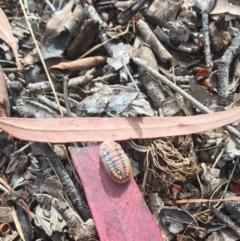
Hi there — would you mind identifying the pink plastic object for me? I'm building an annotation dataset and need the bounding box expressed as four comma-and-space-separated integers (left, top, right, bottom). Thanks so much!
69, 145, 164, 241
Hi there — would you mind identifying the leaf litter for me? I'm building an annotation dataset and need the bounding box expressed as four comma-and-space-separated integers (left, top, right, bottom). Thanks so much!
1, 0, 240, 240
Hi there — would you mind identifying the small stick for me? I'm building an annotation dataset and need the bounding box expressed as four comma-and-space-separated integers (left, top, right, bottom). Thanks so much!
114, 1, 134, 8
2, 68, 18, 73
192, 0, 215, 69
201, 12, 212, 69
119, 68, 128, 84
136, 19, 172, 63
122, 60, 139, 91
63, 76, 72, 117
36, 94, 77, 117
164, 196, 240, 205
68, 75, 93, 87
12, 142, 33, 155
134, 58, 211, 113
43, 0, 56, 12
92, 73, 117, 82
212, 208, 240, 237
133, 57, 240, 139
137, 46, 166, 108
158, 65, 192, 83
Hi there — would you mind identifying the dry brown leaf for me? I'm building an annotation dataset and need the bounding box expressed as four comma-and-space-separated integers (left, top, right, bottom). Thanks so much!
42, 0, 75, 44
0, 8, 21, 71
51, 56, 107, 71
0, 106, 240, 142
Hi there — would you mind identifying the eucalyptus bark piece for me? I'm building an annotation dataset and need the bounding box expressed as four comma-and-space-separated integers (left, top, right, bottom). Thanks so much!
144, 0, 183, 28
136, 19, 172, 63
31, 143, 92, 222
137, 46, 166, 108
67, 19, 99, 59
214, 33, 240, 105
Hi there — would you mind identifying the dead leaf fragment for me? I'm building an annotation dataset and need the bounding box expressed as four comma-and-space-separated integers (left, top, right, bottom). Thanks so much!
0, 8, 21, 71
0, 66, 10, 117
160, 207, 198, 234
42, 0, 75, 44
75, 85, 154, 117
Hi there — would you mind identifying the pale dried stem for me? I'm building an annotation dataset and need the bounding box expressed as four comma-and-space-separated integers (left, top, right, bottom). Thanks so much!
19, 0, 63, 116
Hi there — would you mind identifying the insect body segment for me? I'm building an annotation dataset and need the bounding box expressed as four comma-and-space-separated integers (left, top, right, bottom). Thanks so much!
100, 141, 132, 183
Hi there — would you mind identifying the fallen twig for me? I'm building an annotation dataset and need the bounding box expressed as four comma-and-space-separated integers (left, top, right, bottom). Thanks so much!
192, 0, 215, 69
214, 33, 240, 105
164, 196, 240, 204
63, 76, 72, 117
136, 19, 172, 63
213, 208, 240, 237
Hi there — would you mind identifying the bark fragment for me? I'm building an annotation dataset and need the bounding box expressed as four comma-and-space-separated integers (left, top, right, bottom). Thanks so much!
67, 19, 99, 59
137, 46, 166, 108
145, 0, 183, 28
